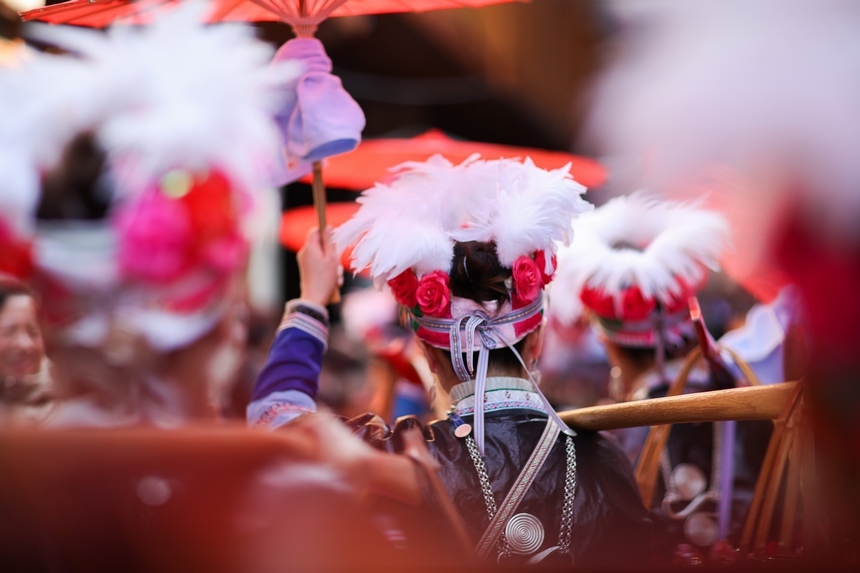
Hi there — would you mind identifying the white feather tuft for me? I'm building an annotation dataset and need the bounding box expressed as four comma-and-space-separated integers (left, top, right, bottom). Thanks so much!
550, 192, 730, 325
335, 154, 593, 283
35, 2, 297, 200
453, 158, 592, 267
1, 1, 298, 230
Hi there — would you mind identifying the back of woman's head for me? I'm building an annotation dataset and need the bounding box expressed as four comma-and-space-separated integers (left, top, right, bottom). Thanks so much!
37, 132, 111, 222
445, 241, 527, 373
449, 241, 511, 308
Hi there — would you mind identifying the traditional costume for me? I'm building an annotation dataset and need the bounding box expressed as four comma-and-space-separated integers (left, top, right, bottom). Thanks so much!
550, 193, 770, 557
250, 156, 651, 566
0, 3, 298, 426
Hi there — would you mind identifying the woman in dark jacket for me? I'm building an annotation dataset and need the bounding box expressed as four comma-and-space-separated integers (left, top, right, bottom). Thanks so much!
250, 157, 652, 566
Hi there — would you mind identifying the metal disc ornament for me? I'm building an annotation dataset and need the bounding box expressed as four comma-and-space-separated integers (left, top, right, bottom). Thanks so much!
505, 513, 545, 555
684, 513, 720, 547
672, 463, 707, 501
454, 423, 472, 438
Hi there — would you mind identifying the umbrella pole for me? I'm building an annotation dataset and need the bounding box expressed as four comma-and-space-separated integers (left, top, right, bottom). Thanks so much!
312, 160, 340, 304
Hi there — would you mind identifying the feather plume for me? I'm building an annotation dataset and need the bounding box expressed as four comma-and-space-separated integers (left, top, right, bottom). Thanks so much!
550, 192, 730, 324
335, 154, 593, 283
33, 1, 299, 199
452, 158, 591, 267
334, 155, 460, 281
2, 1, 298, 224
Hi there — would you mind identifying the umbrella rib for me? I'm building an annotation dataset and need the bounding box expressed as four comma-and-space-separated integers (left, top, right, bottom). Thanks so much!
248, 0, 294, 23
315, 0, 349, 21
23, 0, 118, 20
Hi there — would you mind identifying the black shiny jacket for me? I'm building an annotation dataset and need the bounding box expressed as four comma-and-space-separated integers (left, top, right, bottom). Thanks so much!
349, 408, 652, 567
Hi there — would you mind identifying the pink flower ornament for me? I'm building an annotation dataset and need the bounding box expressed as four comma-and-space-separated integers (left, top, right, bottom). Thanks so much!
116, 191, 192, 283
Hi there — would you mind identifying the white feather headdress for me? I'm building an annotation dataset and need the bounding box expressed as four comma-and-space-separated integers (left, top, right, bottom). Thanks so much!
20, 1, 299, 199
550, 192, 730, 326
334, 154, 592, 283
0, 3, 300, 352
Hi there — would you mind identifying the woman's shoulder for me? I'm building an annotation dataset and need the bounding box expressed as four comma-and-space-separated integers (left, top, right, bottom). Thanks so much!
344, 412, 457, 453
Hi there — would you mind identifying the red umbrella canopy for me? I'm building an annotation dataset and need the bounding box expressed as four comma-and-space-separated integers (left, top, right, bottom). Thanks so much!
299, 129, 608, 190
22, 0, 522, 29
280, 202, 360, 267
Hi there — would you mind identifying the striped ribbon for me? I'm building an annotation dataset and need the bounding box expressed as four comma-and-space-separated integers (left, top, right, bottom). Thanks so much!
412, 296, 573, 455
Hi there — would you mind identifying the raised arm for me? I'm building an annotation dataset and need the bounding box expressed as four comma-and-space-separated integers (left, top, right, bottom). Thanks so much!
247, 227, 340, 429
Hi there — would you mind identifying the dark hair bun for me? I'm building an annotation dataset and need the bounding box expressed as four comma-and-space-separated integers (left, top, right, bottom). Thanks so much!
37, 132, 112, 221
449, 241, 511, 306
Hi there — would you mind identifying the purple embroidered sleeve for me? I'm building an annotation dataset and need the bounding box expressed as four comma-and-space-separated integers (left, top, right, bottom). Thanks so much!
251, 322, 326, 404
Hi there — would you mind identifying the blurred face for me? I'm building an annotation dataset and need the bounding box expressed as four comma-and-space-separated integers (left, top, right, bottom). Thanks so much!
0, 295, 44, 380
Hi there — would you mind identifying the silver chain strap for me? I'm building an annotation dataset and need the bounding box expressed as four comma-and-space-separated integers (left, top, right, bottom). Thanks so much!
558, 435, 577, 555
466, 433, 499, 519
465, 434, 511, 557
465, 432, 577, 560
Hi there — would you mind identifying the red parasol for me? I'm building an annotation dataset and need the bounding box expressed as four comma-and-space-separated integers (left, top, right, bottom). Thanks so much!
21, 0, 519, 31
299, 129, 608, 190
280, 202, 359, 265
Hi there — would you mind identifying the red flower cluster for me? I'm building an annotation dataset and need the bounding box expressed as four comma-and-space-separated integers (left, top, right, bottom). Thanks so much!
0, 221, 34, 280
534, 250, 557, 284
512, 251, 557, 305
580, 285, 656, 320
580, 276, 702, 321
388, 269, 452, 317
388, 250, 557, 316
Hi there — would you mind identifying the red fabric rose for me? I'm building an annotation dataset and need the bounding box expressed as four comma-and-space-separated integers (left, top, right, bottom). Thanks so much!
580, 286, 616, 319
621, 285, 656, 321
388, 269, 419, 308
416, 270, 451, 317
533, 250, 557, 285
512, 255, 542, 304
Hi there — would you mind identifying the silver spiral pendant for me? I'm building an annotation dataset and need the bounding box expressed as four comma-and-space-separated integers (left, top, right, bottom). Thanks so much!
505, 513, 545, 555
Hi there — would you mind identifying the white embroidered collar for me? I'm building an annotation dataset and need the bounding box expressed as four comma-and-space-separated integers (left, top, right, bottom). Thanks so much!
450, 376, 547, 417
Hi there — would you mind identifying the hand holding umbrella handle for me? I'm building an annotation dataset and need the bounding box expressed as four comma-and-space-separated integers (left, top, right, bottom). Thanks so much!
312, 161, 341, 304
297, 216, 341, 308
